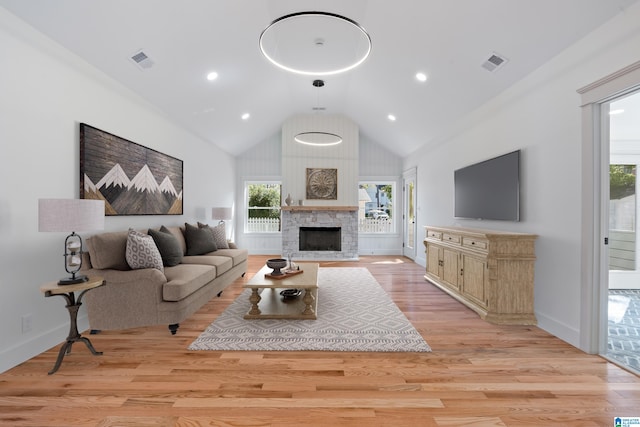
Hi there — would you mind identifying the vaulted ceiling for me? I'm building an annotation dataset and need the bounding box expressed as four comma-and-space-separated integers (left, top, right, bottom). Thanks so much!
1, 0, 638, 157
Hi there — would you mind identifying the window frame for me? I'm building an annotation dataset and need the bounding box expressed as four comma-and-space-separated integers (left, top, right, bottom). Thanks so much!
358, 181, 396, 234
244, 180, 282, 234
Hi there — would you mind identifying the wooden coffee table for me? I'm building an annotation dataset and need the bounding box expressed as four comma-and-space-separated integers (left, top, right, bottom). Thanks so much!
244, 262, 319, 320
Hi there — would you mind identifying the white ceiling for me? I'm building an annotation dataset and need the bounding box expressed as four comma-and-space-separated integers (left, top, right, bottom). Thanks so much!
1, 0, 638, 156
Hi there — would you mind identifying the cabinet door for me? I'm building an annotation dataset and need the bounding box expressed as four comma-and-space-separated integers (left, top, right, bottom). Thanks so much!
425, 244, 441, 278
461, 255, 487, 307
442, 248, 460, 289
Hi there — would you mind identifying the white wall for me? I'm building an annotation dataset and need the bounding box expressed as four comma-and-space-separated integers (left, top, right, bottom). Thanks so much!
359, 134, 403, 255
282, 114, 359, 207
235, 132, 282, 254
405, 3, 640, 349
0, 9, 235, 373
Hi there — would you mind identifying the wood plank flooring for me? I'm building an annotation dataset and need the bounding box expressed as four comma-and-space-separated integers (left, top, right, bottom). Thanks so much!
1, 255, 639, 426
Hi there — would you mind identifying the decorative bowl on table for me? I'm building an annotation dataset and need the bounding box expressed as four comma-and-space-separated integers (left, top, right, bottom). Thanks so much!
266, 258, 287, 276
280, 288, 302, 300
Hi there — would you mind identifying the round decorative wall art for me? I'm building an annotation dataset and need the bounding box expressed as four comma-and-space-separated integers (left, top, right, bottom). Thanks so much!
306, 168, 337, 200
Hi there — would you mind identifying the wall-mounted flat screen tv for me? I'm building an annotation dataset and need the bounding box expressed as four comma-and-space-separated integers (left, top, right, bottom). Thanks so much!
454, 150, 520, 221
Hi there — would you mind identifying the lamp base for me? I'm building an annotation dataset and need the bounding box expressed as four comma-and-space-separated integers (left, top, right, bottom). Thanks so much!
58, 275, 89, 286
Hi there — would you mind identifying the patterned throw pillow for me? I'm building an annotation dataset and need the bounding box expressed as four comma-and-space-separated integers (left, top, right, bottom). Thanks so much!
184, 223, 217, 255
198, 221, 229, 249
125, 229, 164, 272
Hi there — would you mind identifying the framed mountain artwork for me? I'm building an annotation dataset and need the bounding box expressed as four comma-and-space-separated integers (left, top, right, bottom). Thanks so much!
79, 123, 183, 215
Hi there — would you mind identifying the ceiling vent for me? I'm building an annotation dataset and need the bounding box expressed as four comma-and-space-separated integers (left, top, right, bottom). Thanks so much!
481, 52, 508, 72
129, 49, 155, 70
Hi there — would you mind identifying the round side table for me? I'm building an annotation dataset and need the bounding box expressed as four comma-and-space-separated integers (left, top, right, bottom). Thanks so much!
40, 276, 105, 374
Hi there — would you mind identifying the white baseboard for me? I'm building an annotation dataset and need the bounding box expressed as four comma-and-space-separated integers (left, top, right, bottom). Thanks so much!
0, 314, 90, 374
535, 311, 582, 351
357, 249, 404, 256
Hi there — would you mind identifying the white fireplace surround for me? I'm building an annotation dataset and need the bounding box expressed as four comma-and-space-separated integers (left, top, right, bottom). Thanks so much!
282, 206, 358, 261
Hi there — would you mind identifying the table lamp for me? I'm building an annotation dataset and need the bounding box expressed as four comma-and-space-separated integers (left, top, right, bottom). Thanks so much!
211, 207, 232, 225
38, 199, 105, 285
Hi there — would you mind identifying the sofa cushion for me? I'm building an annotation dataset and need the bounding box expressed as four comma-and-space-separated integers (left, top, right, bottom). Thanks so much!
184, 222, 217, 255
87, 231, 130, 271
199, 221, 229, 249
125, 229, 164, 272
182, 254, 233, 275
209, 248, 248, 267
163, 264, 216, 301
148, 226, 183, 266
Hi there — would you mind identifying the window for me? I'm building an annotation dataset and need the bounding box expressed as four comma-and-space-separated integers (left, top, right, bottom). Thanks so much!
245, 181, 281, 232
358, 182, 395, 233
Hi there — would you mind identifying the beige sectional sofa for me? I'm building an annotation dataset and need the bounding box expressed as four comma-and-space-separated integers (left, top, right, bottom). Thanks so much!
80, 224, 247, 335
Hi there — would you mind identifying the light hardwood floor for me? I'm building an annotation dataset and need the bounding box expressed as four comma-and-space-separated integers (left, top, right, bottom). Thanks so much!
1, 255, 639, 426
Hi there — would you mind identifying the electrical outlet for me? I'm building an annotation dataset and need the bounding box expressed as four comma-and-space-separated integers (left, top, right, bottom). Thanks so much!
21, 313, 33, 333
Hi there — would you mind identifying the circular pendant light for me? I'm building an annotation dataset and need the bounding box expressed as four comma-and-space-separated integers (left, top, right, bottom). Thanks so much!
293, 80, 343, 146
294, 132, 343, 146
259, 11, 372, 76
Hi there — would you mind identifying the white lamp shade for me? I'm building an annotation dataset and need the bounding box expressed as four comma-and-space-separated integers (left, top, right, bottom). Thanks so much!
38, 199, 105, 232
211, 207, 233, 221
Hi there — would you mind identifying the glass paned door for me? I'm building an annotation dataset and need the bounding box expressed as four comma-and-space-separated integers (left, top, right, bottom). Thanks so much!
605, 90, 640, 374
403, 168, 417, 259
609, 89, 640, 290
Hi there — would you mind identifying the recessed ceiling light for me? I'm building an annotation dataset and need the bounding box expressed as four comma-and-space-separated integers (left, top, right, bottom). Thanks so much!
241, 113, 250, 120
388, 114, 396, 122
416, 72, 427, 82
609, 109, 625, 115
206, 71, 218, 81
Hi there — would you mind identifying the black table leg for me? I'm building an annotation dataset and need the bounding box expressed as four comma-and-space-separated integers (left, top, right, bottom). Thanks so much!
47, 289, 102, 375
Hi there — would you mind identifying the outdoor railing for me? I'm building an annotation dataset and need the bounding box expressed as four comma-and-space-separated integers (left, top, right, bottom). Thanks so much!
246, 217, 280, 232
359, 218, 394, 233
246, 217, 394, 233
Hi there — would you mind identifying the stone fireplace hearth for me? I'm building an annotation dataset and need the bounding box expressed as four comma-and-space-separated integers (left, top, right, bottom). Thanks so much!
282, 206, 358, 261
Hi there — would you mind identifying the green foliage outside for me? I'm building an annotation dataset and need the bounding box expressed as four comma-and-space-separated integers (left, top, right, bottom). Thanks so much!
610, 165, 636, 200
248, 184, 281, 218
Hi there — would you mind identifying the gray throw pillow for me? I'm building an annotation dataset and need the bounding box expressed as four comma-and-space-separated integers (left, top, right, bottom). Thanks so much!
184, 222, 217, 255
125, 229, 164, 272
148, 226, 183, 266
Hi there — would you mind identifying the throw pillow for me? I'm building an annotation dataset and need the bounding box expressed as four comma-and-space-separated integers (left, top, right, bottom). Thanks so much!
199, 221, 229, 249
184, 222, 217, 255
148, 226, 183, 267
125, 229, 164, 272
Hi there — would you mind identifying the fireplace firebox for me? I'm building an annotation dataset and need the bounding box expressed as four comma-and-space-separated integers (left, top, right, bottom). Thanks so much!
299, 227, 341, 251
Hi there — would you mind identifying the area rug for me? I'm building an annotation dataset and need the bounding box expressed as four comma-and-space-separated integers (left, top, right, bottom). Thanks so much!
189, 267, 431, 352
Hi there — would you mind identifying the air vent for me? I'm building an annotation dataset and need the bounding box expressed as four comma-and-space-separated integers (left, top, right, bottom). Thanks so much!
129, 49, 155, 70
481, 52, 508, 72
